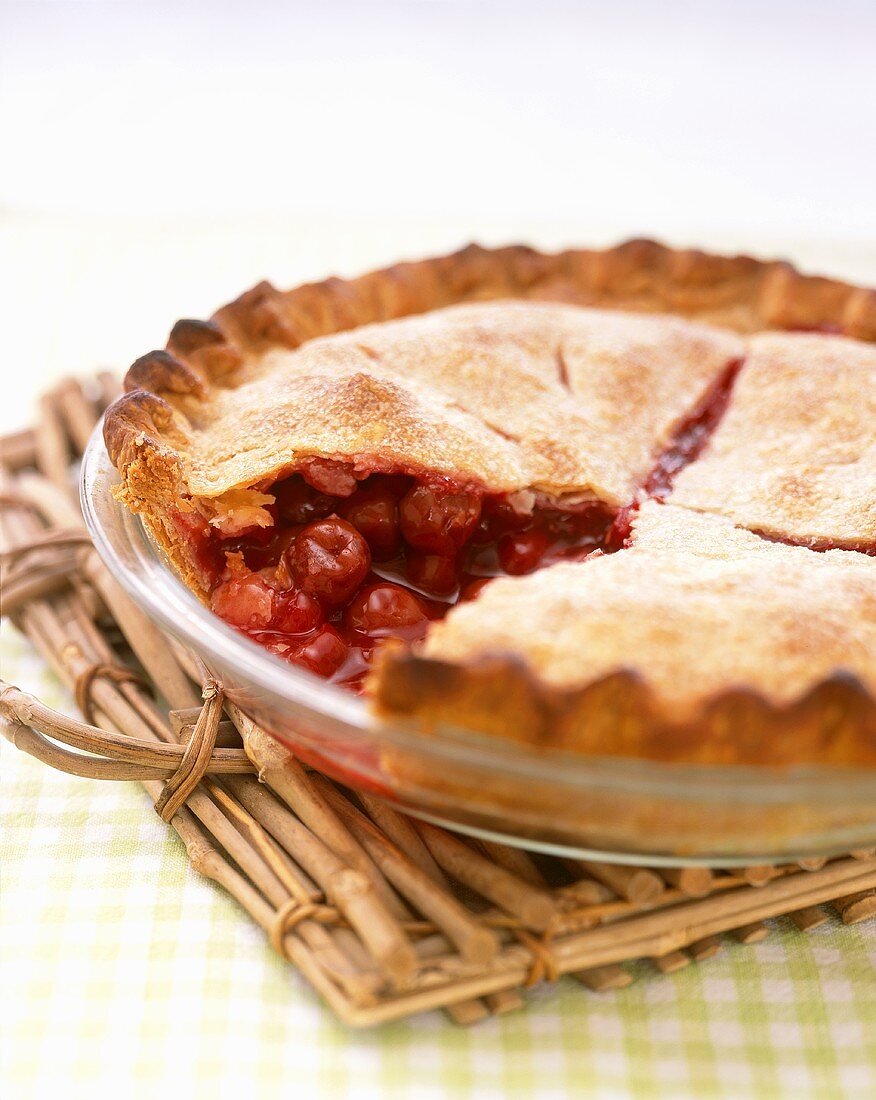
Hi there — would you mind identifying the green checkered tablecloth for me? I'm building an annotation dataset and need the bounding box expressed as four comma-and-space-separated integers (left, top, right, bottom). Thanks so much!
2, 621, 874, 1100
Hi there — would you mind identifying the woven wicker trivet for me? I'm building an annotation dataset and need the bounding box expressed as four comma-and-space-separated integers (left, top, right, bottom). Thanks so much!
1, 375, 874, 1027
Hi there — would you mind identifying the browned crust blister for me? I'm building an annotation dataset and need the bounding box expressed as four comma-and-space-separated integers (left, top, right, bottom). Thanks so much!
103, 240, 876, 766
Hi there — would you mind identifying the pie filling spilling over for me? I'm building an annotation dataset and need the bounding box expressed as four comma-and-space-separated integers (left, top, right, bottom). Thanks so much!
103, 243, 876, 765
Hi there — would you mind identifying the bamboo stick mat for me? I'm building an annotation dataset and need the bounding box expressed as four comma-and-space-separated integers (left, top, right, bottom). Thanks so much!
1, 375, 873, 1027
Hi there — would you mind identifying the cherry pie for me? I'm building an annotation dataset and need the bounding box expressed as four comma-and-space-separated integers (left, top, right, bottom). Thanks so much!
104, 241, 876, 766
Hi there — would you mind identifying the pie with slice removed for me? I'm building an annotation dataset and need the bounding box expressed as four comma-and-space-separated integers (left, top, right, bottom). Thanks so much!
103, 241, 876, 766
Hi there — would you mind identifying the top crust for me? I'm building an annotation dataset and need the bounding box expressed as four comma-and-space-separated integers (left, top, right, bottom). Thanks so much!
177, 301, 742, 505
671, 333, 876, 547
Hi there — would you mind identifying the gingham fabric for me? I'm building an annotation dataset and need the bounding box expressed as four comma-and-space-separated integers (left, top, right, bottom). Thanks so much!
2, 621, 875, 1100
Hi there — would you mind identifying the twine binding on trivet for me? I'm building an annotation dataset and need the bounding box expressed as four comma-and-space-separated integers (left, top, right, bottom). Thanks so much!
269, 900, 560, 982
515, 929, 560, 986
153, 678, 224, 821
74, 662, 150, 726
479, 914, 560, 986
270, 898, 345, 958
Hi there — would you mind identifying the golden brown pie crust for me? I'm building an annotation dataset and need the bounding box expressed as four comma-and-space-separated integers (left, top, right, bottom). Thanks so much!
669, 332, 876, 548
103, 240, 876, 766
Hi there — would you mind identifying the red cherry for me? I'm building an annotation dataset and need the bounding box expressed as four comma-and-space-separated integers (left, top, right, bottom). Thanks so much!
548, 504, 613, 542
273, 476, 338, 524
344, 583, 429, 639
406, 550, 459, 597
284, 517, 371, 608
340, 486, 401, 560
497, 528, 550, 574
210, 573, 275, 630
399, 485, 482, 554
271, 588, 323, 635
470, 516, 494, 544
292, 626, 348, 677
260, 634, 297, 661
480, 496, 531, 538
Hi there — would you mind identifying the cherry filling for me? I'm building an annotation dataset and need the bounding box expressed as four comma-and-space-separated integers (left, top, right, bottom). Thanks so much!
178, 472, 614, 689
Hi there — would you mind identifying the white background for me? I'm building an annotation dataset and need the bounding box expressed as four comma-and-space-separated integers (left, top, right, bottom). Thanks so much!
4, 0, 876, 227
1, 0, 875, 435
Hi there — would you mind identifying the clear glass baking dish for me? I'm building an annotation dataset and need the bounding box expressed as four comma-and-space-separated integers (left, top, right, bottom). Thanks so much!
81, 426, 876, 866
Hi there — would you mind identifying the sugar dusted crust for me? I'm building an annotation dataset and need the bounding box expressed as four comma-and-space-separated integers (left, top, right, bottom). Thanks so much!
103, 240, 876, 765
671, 333, 876, 547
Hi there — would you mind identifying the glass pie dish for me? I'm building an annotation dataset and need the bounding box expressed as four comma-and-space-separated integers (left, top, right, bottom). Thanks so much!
82, 427, 876, 866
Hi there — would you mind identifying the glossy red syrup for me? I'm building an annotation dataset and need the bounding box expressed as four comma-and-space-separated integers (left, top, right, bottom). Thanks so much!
184, 473, 614, 689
